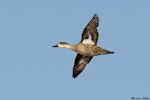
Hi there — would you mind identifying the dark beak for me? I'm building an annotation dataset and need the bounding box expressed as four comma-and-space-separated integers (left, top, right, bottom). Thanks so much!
52, 45, 58, 47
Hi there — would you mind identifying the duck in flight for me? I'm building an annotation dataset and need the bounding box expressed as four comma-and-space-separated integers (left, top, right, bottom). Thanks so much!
52, 14, 114, 78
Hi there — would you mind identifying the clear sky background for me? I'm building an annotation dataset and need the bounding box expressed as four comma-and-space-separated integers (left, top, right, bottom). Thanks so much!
0, 0, 150, 100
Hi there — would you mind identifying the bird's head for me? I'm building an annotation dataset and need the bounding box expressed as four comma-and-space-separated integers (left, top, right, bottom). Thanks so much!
52, 42, 70, 48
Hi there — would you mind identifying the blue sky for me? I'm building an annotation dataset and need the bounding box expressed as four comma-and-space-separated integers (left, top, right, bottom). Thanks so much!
0, 0, 150, 100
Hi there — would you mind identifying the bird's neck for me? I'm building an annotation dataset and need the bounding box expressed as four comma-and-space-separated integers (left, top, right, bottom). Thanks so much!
63, 44, 76, 51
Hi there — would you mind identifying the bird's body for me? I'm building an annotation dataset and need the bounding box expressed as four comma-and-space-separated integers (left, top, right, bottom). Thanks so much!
68, 43, 113, 56
52, 14, 114, 78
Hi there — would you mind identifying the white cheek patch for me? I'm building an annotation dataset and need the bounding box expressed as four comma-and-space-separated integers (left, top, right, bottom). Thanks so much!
82, 34, 95, 45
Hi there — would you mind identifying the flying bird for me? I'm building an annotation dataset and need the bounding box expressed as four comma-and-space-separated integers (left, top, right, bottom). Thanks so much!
52, 14, 114, 78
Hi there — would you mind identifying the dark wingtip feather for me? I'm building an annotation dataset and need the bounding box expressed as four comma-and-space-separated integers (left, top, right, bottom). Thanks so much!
73, 74, 77, 78
93, 13, 98, 17
72, 70, 81, 78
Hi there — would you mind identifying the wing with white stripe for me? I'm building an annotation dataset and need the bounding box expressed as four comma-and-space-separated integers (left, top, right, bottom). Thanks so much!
81, 14, 99, 45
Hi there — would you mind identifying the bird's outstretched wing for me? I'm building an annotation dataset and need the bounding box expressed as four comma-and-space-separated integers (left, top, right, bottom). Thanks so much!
81, 14, 99, 45
73, 54, 93, 78
73, 14, 99, 78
